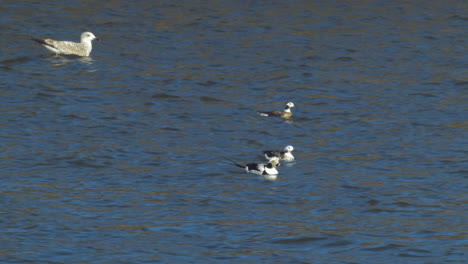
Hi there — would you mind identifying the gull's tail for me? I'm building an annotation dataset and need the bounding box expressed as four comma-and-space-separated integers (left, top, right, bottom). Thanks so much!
31, 37, 56, 50
31, 37, 47, 45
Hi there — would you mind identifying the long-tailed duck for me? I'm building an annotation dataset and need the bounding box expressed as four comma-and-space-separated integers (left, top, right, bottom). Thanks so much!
32, 32, 98, 57
226, 157, 281, 175
263, 145, 295, 162
258, 102, 295, 118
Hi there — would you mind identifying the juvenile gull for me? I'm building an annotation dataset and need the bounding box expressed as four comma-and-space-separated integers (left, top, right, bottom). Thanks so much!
258, 102, 295, 119
32, 32, 98, 57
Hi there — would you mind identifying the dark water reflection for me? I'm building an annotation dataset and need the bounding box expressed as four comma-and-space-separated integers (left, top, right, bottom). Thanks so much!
1, 1, 466, 263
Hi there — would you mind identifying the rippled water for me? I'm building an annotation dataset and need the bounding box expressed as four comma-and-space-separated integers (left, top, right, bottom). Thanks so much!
1, 1, 467, 263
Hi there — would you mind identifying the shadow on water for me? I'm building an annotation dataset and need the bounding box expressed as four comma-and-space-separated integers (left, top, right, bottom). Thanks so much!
42, 55, 95, 66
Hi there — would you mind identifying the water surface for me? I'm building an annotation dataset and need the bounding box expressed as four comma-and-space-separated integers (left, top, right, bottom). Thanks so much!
1, 1, 467, 263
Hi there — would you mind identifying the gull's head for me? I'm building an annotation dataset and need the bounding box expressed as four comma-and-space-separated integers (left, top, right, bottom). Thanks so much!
81, 32, 97, 42
284, 145, 294, 152
285, 102, 295, 109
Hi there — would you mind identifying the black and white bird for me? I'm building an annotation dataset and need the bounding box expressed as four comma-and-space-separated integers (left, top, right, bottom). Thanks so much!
226, 157, 281, 175
263, 145, 295, 162
258, 102, 295, 119
32, 32, 98, 57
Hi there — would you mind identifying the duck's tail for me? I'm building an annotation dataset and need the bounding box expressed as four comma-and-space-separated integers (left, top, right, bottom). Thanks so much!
223, 157, 244, 168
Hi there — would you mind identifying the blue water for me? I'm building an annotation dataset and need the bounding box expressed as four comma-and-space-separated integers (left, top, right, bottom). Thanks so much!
1, 1, 467, 263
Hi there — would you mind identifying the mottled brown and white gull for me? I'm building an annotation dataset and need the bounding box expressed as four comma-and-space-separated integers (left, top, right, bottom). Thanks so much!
32, 32, 98, 57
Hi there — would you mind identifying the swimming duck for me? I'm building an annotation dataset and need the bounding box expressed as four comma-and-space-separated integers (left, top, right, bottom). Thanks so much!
226, 157, 281, 175
263, 145, 295, 162
258, 102, 295, 118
